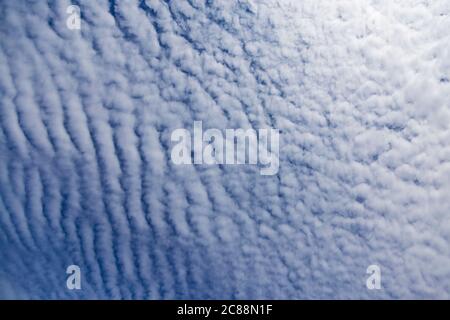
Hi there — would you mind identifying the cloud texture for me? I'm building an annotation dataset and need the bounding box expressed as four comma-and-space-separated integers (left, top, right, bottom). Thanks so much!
1, 0, 450, 299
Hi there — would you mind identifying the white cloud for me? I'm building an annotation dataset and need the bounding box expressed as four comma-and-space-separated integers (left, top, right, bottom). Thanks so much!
0, 0, 449, 299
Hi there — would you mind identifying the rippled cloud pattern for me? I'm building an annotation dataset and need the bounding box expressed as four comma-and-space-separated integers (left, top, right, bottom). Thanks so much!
1, 0, 450, 299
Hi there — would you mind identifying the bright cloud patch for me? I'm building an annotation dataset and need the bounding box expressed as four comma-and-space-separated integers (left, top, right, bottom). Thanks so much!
1, 0, 450, 299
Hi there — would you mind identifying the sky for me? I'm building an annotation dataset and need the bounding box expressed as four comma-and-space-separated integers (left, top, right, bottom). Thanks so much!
0, 0, 450, 299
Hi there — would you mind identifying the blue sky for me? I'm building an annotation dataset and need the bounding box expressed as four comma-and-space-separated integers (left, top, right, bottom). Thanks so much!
1, 0, 450, 299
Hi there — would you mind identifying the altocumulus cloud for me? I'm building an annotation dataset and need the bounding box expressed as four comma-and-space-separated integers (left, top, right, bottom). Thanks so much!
1, 0, 450, 299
